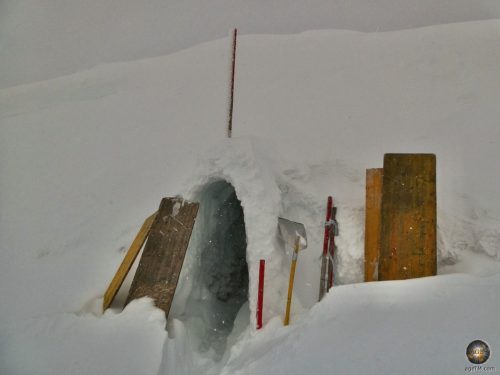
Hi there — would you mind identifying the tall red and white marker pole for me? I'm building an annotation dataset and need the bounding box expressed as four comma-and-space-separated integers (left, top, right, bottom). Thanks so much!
256, 259, 265, 329
227, 28, 237, 138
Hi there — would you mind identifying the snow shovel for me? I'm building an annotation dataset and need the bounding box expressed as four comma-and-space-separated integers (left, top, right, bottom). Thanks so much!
278, 217, 307, 326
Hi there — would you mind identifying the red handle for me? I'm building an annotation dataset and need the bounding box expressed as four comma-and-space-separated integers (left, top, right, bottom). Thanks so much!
256, 259, 265, 329
322, 196, 333, 256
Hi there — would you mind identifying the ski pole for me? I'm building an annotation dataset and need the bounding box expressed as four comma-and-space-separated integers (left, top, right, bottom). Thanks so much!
327, 205, 338, 290
319, 196, 332, 301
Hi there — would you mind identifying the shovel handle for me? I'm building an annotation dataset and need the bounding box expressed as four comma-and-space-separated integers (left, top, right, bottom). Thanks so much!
284, 237, 301, 326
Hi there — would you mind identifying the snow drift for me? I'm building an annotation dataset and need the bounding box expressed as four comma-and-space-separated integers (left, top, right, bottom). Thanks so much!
1, 19, 500, 374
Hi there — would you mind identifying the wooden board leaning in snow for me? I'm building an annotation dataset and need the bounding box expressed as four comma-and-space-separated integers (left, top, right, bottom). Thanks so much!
364, 169, 383, 282
125, 197, 199, 318
379, 154, 436, 280
103, 211, 158, 311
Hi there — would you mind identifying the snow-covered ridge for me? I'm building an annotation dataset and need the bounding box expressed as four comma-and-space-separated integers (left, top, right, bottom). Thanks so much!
3, 0, 500, 88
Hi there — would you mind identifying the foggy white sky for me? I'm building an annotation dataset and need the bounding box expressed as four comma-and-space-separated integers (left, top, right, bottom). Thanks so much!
1, 0, 500, 88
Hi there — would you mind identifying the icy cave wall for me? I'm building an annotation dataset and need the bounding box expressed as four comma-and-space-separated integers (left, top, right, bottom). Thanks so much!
171, 180, 248, 356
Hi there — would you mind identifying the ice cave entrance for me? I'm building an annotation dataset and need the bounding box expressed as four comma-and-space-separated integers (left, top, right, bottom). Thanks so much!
175, 180, 249, 358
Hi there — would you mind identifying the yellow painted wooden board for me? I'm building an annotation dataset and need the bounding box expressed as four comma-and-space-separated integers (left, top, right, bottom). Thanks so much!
378, 154, 437, 280
102, 211, 158, 311
364, 168, 383, 282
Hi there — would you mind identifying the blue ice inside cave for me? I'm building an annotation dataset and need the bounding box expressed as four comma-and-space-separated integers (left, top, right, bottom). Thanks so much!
171, 180, 249, 359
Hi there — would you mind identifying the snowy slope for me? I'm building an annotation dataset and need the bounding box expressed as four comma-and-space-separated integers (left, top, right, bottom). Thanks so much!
221, 274, 500, 375
1, 20, 500, 374
2, 0, 500, 88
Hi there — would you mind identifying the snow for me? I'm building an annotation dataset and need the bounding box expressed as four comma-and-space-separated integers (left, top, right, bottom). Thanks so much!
0, 298, 166, 375
1, 8, 500, 375
3, 0, 500, 88
221, 274, 500, 375
171, 202, 182, 217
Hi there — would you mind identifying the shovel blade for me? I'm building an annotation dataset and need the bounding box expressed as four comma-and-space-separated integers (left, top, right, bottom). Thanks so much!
278, 217, 307, 250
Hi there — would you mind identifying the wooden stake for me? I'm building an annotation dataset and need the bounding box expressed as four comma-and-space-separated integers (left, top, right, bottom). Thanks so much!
364, 169, 383, 282
103, 211, 158, 311
228, 28, 237, 138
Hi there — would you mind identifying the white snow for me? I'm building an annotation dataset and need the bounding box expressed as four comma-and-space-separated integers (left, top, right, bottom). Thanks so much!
3, 0, 500, 88
171, 201, 182, 218
0, 298, 167, 375
221, 274, 500, 375
1, 7, 500, 375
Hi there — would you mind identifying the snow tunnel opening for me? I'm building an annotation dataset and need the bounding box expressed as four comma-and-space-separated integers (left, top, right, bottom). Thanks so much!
172, 180, 249, 359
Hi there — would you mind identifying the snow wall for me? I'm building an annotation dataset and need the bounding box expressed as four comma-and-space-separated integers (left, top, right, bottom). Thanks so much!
160, 140, 286, 373
162, 138, 367, 374
170, 141, 283, 328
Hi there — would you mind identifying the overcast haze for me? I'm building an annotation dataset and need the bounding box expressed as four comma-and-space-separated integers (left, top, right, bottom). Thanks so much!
2, 0, 500, 88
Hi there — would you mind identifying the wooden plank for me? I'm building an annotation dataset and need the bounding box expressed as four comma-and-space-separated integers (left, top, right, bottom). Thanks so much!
364, 168, 383, 282
125, 197, 199, 317
103, 211, 158, 311
378, 154, 437, 280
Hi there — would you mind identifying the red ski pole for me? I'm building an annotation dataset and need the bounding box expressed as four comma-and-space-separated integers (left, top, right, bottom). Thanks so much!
256, 259, 265, 329
318, 196, 332, 301
328, 204, 338, 290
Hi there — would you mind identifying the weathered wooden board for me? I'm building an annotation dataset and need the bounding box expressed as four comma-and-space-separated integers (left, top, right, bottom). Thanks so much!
378, 154, 437, 280
364, 168, 383, 282
103, 211, 158, 311
125, 197, 199, 317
